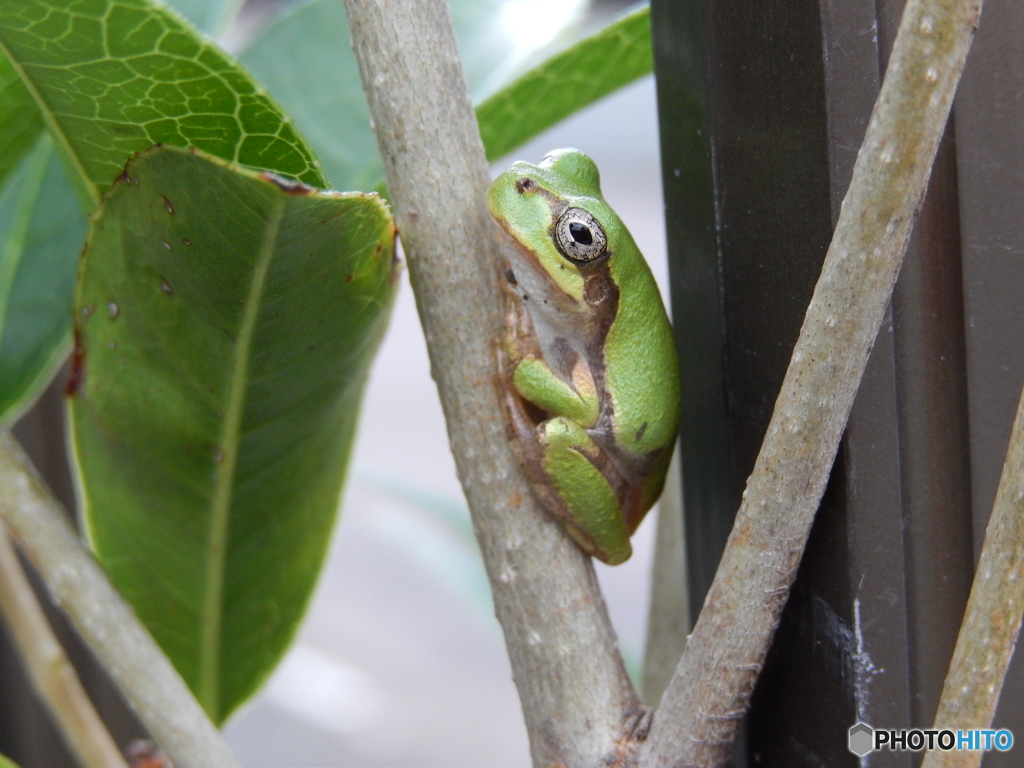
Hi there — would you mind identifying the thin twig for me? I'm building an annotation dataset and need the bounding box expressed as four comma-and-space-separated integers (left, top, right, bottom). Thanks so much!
920, 381, 1024, 768
641, 453, 689, 707
642, 0, 982, 765
340, 0, 638, 765
0, 431, 242, 768
0, 522, 128, 768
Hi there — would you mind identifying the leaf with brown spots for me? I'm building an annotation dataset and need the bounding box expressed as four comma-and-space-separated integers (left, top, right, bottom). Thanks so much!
71, 145, 397, 722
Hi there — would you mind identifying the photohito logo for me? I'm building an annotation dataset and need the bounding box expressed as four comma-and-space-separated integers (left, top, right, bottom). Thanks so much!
848, 722, 1014, 756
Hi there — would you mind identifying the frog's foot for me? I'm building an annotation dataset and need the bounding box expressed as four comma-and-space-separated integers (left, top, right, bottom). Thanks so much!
623, 705, 654, 741
537, 417, 632, 565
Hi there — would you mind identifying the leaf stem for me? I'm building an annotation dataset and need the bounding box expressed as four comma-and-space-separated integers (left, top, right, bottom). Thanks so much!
0, 431, 242, 768
642, 0, 983, 764
0, 521, 129, 768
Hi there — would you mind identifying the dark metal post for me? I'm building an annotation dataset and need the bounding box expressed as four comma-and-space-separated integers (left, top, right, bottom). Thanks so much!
652, 0, 1021, 763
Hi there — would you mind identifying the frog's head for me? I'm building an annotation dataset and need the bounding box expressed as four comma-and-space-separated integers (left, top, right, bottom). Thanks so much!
536, 148, 602, 196
487, 149, 618, 313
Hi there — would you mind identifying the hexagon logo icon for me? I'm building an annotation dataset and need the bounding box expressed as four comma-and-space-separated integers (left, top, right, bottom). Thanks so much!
849, 722, 874, 757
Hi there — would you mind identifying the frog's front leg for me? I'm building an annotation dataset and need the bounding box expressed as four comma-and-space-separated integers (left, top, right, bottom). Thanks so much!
512, 353, 599, 428
506, 352, 632, 564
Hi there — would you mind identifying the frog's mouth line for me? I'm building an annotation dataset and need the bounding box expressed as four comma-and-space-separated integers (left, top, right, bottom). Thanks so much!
495, 219, 579, 307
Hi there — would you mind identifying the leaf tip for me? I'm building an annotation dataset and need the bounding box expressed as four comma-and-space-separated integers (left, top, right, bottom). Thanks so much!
259, 172, 316, 195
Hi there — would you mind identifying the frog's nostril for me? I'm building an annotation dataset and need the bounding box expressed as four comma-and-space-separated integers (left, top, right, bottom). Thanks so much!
515, 177, 535, 194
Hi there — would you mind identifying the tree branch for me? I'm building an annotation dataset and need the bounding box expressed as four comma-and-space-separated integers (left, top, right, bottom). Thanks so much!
642, 0, 983, 765
641, 454, 689, 707
0, 432, 241, 768
339, 0, 638, 765
920, 380, 1024, 768
0, 522, 128, 768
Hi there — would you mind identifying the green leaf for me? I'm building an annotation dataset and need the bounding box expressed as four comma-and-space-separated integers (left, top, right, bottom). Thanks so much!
0, 133, 87, 424
0, 54, 43, 186
478, 4, 653, 162
0, 752, 22, 768
0, 0, 229, 423
0, 0, 326, 210
240, 0, 382, 194
69, 145, 398, 721
240, 0, 592, 192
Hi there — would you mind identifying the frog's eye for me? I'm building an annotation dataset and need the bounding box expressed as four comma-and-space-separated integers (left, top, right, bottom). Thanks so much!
554, 208, 607, 264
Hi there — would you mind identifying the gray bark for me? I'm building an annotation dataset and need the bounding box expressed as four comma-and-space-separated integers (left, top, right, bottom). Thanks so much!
0, 522, 128, 768
340, 0, 639, 765
921, 381, 1024, 768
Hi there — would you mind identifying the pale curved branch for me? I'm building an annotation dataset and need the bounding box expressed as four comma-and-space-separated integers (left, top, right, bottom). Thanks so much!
0, 522, 128, 768
921, 381, 1024, 768
0, 432, 241, 768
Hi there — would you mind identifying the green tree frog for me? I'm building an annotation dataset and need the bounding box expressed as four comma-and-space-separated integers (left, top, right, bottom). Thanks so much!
487, 149, 681, 565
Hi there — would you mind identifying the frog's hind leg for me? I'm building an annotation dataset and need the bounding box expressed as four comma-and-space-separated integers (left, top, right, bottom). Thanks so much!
538, 417, 632, 565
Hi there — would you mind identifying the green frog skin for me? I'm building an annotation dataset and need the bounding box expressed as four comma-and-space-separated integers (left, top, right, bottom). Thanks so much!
487, 149, 681, 565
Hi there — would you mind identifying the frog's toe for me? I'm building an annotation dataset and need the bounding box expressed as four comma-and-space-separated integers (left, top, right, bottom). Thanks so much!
624, 705, 654, 741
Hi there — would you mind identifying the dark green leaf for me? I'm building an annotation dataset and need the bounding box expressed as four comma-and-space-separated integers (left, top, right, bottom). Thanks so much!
0, 54, 42, 186
478, 4, 653, 162
70, 145, 398, 721
0, 134, 86, 424
0, 0, 326, 209
0, 0, 234, 423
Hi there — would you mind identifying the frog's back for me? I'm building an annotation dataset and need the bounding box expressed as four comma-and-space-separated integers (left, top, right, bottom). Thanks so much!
546, 151, 681, 466
603, 243, 681, 461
